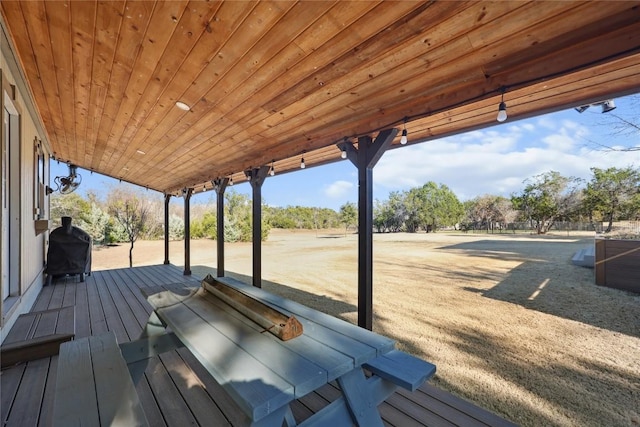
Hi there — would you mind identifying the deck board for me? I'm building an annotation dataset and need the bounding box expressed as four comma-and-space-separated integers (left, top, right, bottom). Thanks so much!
5, 358, 50, 426
145, 356, 200, 427
134, 369, 168, 427
74, 281, 92, 338
0, 364, 24, 423
0, 265, 516, 427
38, 355, 57, 427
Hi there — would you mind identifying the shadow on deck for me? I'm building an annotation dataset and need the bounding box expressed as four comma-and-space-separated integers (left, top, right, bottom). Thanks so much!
1, 265, 516, 427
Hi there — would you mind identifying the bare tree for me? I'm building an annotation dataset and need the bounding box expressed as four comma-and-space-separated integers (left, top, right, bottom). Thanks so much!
107, 187, 150, 267
588, 95, 640, 151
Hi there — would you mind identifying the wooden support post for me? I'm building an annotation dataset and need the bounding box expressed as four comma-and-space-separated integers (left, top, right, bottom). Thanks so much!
245, 166, 270, 288
339, 128, 397, 330
183, 188, 193, 276
163, 194, 171, 265
213, 178, 229, 277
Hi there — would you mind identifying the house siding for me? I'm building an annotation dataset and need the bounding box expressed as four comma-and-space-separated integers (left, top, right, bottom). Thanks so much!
1, 17, 51, 342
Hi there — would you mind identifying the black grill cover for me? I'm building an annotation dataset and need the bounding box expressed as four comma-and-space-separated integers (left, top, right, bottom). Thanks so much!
46, 216, 92, 282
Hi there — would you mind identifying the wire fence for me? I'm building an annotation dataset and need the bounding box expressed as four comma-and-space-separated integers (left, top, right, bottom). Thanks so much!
606, 221, 640, 237
461, 221, 602, 233
461, 221, 640, 236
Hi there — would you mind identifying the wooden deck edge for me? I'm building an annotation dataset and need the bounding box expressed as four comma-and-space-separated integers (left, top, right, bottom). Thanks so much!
412, 384, 518, 427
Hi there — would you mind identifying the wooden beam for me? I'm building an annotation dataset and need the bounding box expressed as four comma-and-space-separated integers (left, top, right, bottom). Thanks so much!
183, 188, 192, 276
201, 275, 303, 341
213, 178, 229, 277
245, 166, 270, 287
346, 129, 398, 330
163, 194, 170, 265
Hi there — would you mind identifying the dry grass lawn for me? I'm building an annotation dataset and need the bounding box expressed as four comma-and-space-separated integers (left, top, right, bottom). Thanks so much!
91, 229, 640, 427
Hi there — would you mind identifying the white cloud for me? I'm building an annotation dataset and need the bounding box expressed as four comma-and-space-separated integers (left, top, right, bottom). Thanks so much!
542, 131, 576, 151
324, 180, 353, 199
373, 113, 640, 202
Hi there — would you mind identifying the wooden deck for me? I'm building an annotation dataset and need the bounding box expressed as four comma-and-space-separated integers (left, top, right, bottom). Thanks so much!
1, 265, 516, 427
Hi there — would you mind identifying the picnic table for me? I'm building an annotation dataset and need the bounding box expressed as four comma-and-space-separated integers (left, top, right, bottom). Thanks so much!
136, 276, 436, 426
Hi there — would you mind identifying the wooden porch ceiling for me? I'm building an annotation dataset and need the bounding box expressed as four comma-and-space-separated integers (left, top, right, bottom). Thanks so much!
2, 1, 639, 194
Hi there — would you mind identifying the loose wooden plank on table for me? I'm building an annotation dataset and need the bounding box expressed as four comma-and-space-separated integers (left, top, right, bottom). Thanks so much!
197, 287, 354, 382
201, 275, 303, 341
215, 277, 395, 357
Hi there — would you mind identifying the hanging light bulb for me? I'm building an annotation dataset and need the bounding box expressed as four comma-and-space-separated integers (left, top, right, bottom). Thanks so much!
341, 137, 348, 159
269, 160, 275, 176
300, 152, 306, 169
496, 89, 508, 122
400, 118, 408, 145
229, 175, 233, 186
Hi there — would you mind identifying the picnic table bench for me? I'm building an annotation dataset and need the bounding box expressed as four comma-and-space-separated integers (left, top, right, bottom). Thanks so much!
52, 275, 436, 426
53, 331, 148, 426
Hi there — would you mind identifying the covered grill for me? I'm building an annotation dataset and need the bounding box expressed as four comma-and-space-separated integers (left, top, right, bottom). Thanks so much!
46, 216, 92, 285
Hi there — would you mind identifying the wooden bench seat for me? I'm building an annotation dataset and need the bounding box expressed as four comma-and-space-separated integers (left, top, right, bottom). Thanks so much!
364, 349, 436, 392
1, 306, 75, 369
309, 350, 436, 427
53, 331, 148, 427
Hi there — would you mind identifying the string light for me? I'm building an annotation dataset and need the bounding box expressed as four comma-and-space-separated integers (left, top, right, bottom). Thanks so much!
229, 175, 233, 186
341, 138, 348, 159
269, 160, 275, 176
300, 151, 306, 169
497, 88, 507, 122
400, 117, 408, 145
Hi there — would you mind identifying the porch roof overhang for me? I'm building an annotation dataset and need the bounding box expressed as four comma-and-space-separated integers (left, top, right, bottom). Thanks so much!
1, 1, 639, 194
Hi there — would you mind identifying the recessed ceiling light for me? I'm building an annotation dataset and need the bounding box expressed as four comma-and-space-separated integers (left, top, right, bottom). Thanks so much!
136, 149, 146, 155
175, 101, 190, 111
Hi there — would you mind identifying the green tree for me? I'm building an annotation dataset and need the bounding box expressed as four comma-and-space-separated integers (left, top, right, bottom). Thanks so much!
83, 202, 110, 244
339, 202, 357, 236
512, 171, 583, 234
583, 166, 640, 232
406, 182, 463, 232
190, 212, 217, 239
50, 192, 91, 227
373, 191, 406, 233
107, 187, 150, 267
224, 190, 270, 241
168, 214, 184, 240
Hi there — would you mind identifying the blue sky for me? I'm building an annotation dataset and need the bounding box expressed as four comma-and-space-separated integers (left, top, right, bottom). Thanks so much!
51, 94, 639, 211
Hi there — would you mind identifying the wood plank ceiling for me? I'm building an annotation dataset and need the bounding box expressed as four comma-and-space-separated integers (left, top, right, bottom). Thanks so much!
2, 1, 639, 194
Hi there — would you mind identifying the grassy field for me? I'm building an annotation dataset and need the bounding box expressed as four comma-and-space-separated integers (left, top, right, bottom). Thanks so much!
91, 229, 640, 427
